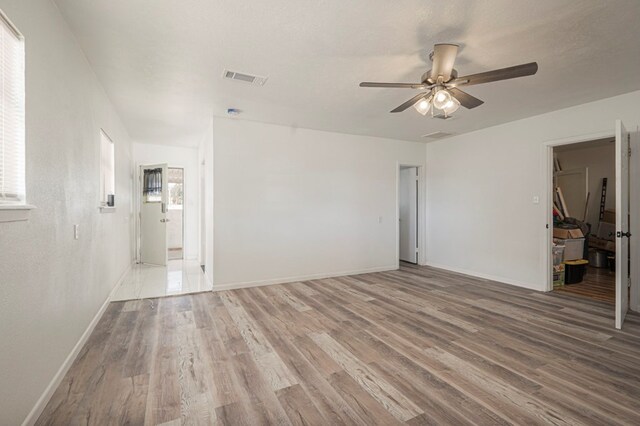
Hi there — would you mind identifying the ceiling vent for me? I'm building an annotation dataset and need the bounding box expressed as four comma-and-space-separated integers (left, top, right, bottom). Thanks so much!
422, 131, 453, 140
432, 113, 455, 120
223, 69, 268, 86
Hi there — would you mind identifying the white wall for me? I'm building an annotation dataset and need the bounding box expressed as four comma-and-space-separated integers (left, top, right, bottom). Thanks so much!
426, 90, 640, 291
133, 143, 200, 259
212, 117, 427, 288
0, 1, 133, 424
556, 143, 615, 227
199, 119, 214, 283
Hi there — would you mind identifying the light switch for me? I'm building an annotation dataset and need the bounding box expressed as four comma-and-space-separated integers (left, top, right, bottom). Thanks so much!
532, 196, 540, 204
74, 224, 79, 240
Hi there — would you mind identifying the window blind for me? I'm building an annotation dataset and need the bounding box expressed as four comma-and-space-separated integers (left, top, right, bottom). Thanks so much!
0, 13, 25, 203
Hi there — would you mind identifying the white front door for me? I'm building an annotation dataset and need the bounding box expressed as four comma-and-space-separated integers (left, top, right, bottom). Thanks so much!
399, 167, 418, 263
140, 163, 168, 266
615, 120, 630, 329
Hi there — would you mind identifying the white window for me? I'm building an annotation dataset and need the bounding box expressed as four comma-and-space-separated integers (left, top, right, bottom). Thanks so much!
0, 11, 25, 205
99, 130, 115, 206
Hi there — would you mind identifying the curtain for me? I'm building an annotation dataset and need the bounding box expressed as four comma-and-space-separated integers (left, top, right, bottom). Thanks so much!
143, 168, 162, 195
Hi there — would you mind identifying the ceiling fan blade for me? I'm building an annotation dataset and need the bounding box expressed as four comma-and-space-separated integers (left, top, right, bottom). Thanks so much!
360, 82, 428, 89
448, 87, 484, 109
450, 62, 538, 87
390, 92, 428, 113
431, 43, 459, 82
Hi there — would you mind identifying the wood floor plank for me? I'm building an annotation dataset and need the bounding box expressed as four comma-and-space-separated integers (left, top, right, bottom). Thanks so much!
275, 384, 327, 426
37, 265, 640, 425
327, 370, 403, 426
219, 291, 298, 391
309, 332, 423, 422
233, 289, 367, 425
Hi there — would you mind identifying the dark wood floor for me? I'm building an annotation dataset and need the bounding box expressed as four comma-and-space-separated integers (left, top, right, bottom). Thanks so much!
555, 266, 616, 303
37, 264, 640, 425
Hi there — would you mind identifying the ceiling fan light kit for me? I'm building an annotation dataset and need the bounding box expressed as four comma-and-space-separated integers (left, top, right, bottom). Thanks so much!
360, 43, 538, 118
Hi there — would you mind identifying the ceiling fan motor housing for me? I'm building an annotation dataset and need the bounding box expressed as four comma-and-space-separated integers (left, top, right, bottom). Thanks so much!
422, 68, 458, 84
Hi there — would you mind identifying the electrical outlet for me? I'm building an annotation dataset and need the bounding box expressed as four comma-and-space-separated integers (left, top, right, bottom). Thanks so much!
532, 196, 540, 204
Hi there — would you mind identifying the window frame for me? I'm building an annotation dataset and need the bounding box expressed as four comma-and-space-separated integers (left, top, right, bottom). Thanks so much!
0, 8, 33, 222
99, 129, 116, 210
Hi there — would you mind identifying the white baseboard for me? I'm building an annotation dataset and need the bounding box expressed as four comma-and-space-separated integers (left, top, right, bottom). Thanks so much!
22, 263, 133, 426
212, 265, 398, 292
425, 262, 544, 292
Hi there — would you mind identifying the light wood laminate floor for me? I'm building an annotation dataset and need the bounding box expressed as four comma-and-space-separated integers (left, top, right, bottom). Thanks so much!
37, 264, 640, 425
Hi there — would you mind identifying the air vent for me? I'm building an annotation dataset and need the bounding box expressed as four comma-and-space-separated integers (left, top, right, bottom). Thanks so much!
222, 69, 268, 86
422, 131, 453, 140
432, 114, 455, 120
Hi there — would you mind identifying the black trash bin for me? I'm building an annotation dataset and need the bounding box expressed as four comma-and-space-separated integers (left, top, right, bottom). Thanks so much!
565, 260, 588, 284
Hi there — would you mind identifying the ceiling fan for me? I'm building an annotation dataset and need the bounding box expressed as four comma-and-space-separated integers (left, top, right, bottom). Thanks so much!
359, 43, 538, 117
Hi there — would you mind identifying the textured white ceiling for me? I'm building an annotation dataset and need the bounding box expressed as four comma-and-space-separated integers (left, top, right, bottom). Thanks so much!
54, 0, 640, 146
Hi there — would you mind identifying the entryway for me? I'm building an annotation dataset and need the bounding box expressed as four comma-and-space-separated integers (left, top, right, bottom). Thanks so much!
399, 165, 419, 264
125, 162, 212, 300
139, 165, 186, 264
545, 120, 635, 329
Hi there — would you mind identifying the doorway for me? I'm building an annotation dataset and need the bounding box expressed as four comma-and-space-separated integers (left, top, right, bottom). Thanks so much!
551, 138, 616, 303
139, 165, 186, 264
140, 163, 168, 265
399, 166, 418, 264
544, 121, 634, 329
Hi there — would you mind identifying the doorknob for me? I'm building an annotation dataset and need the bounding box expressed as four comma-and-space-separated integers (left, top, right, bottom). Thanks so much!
160, 219, 170, 223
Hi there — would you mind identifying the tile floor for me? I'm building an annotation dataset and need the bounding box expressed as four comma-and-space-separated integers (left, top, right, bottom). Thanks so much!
112, 259, 211, 301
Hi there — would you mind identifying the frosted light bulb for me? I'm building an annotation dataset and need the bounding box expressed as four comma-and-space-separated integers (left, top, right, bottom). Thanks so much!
442, 97, 460, 115
413, 98, 431, 116
432, 90, 451, 109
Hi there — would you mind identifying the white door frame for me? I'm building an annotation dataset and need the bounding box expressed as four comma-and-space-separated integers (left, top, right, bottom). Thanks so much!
396, 162, 427, 268
168, 167, 185, 259
630, 130, 640, 312
541, 130, 614, 292
543, 129, 639, 311
135, 162, 187, 263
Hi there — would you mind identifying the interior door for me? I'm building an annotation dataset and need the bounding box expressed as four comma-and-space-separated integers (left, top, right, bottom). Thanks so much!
399, 167, 418, 263
615, 120, 630, 329
140, 163, 168, 265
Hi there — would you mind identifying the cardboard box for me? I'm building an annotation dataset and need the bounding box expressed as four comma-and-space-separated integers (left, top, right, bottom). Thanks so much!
597, 221, 616, 241
553, 228, 584, 239
589, 236, 616, 252
603, 209, 615, 224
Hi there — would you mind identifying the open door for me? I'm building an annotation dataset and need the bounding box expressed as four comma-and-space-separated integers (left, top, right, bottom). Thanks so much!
399, 167, 418, 263
140, 163, 169, 266
615, 121, 630, 329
